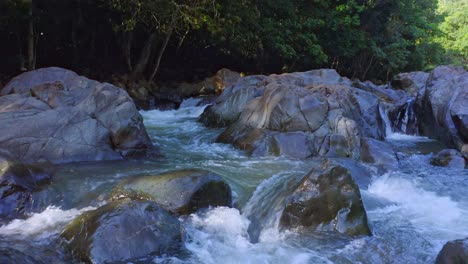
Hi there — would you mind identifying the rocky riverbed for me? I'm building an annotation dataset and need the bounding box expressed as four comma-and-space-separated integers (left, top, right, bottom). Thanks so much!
0, 66, 466, 263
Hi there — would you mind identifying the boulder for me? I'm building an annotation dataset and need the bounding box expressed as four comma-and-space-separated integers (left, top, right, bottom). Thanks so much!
0, 67, 155, 164
414, 66, 468, 157
430, 149, 466, 169
61, 199, 185, 263
201, 69, 353, 128
280, 161, 371, 236
200, 75, 267, 127
0, 156, 54, 223
360, 137, 399, 174
110, 169, 232, 215
391, 71, 430, 97
435, 238, 468, 264
215, 77, 385, 159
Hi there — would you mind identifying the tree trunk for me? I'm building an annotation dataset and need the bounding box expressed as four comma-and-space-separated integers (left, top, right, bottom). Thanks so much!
131, 32, 157, 79
27, 0, 35, 70
149, 19, 175, 82
123, 31, 134, 72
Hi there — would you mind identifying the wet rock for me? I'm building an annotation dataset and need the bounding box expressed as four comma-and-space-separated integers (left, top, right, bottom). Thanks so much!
0, 67, 155, 164
61, 199, 185, 263
414, 66, 468, 157
200, 75, 267, 127
0, 157, 54, 222
360, 137, 399, 174
214, 77, 384, 159
430, 149, 466, 169
110, 169, 232, 215
435, 238, 468, 264
280, 161, 371, 236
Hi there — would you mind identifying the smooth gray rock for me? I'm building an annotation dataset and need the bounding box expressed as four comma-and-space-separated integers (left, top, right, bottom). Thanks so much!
360, 137, 399, 174
61, 199, 185, 263
110, 169, 232, 215
215, 79, 385, 159
0, 67, 155, 163
415, 66, 468, 157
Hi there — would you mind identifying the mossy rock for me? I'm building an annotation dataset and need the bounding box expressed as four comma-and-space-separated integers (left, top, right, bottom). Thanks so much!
61, 199, 185, 263
280, 161, 371, 236
110, 169, 232, 215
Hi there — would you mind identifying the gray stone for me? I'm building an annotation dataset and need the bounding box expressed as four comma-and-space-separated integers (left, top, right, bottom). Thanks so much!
61, 199, 185, 263
110, 169, 232, 215
280, 161, 371, 236
0, 67, 155, 163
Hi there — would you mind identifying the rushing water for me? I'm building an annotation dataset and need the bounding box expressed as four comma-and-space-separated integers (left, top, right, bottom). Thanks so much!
0, 103, 467, 264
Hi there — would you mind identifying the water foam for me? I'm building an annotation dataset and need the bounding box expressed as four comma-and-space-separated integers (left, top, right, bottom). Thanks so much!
182, 207, 328, 264
0, 206, 95, 237
368, 174, 468, 240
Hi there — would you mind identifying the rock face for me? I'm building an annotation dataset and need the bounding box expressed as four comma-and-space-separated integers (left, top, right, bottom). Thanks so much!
0, 67, 155, 164
280, 161, 371, 236
0, 157, 53, 222
110, 169, 232, 215
435, 238, 468, 264
430, 149, 466, 169
61, 199, 185, 263
395, 66, 468, 158
205, 69, 385, 159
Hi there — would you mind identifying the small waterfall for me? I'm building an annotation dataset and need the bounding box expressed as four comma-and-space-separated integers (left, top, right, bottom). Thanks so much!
379, 104, 393, 138
242, 171, 305, 243
179, 97, 204, 108
393, 99, 418, 135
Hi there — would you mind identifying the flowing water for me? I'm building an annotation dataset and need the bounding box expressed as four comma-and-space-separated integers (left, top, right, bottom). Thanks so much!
0, 103, 467, 264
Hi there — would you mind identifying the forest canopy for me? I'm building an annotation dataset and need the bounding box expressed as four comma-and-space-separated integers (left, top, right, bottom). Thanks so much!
0, 0, 466, 83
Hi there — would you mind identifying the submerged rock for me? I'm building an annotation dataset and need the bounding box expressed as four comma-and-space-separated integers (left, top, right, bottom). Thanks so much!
0, 157, 54, 222
436, 238, 468, 264
280, 161, 371, 236
110, 169, 232, 215
430, 149, 466, 169
61, 199, 185, 263
0, 67, 155, 164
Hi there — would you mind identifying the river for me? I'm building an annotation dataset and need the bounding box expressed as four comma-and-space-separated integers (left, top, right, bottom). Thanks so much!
0, 102, 467, 264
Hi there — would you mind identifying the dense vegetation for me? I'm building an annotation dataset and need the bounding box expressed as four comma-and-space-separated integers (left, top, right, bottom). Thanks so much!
0, 0, 466, 84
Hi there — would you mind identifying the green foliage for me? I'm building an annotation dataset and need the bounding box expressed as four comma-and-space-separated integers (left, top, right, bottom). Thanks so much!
437, 0, 468, 67
0, 0, 466, 80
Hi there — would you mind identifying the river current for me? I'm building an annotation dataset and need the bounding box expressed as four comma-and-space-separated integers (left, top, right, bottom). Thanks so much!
0, 101, 467, 263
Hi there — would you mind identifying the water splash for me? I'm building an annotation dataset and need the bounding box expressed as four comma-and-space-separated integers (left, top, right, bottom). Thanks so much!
0, 206, 95, 238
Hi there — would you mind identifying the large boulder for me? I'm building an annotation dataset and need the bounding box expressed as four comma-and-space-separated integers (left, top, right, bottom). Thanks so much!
0, 67, 155, 163
61, 199, 185, 263
201, 69, 350, 128
280, 161, 371, 236
213, 73, 385, 159
110, 169, 232, 215
0, 156, 54, 223
435, 238, 468, 264
413, 66, 468, 157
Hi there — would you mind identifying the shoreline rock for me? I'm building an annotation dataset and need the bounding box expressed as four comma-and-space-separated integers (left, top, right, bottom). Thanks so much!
0, 67, 156, 164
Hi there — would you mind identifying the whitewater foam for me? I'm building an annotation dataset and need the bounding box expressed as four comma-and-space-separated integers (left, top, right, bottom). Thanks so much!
367, 174, 468, 242
0, 206, 95, 238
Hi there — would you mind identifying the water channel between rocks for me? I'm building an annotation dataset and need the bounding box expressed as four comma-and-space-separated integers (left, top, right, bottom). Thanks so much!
0, 103, 467, 264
